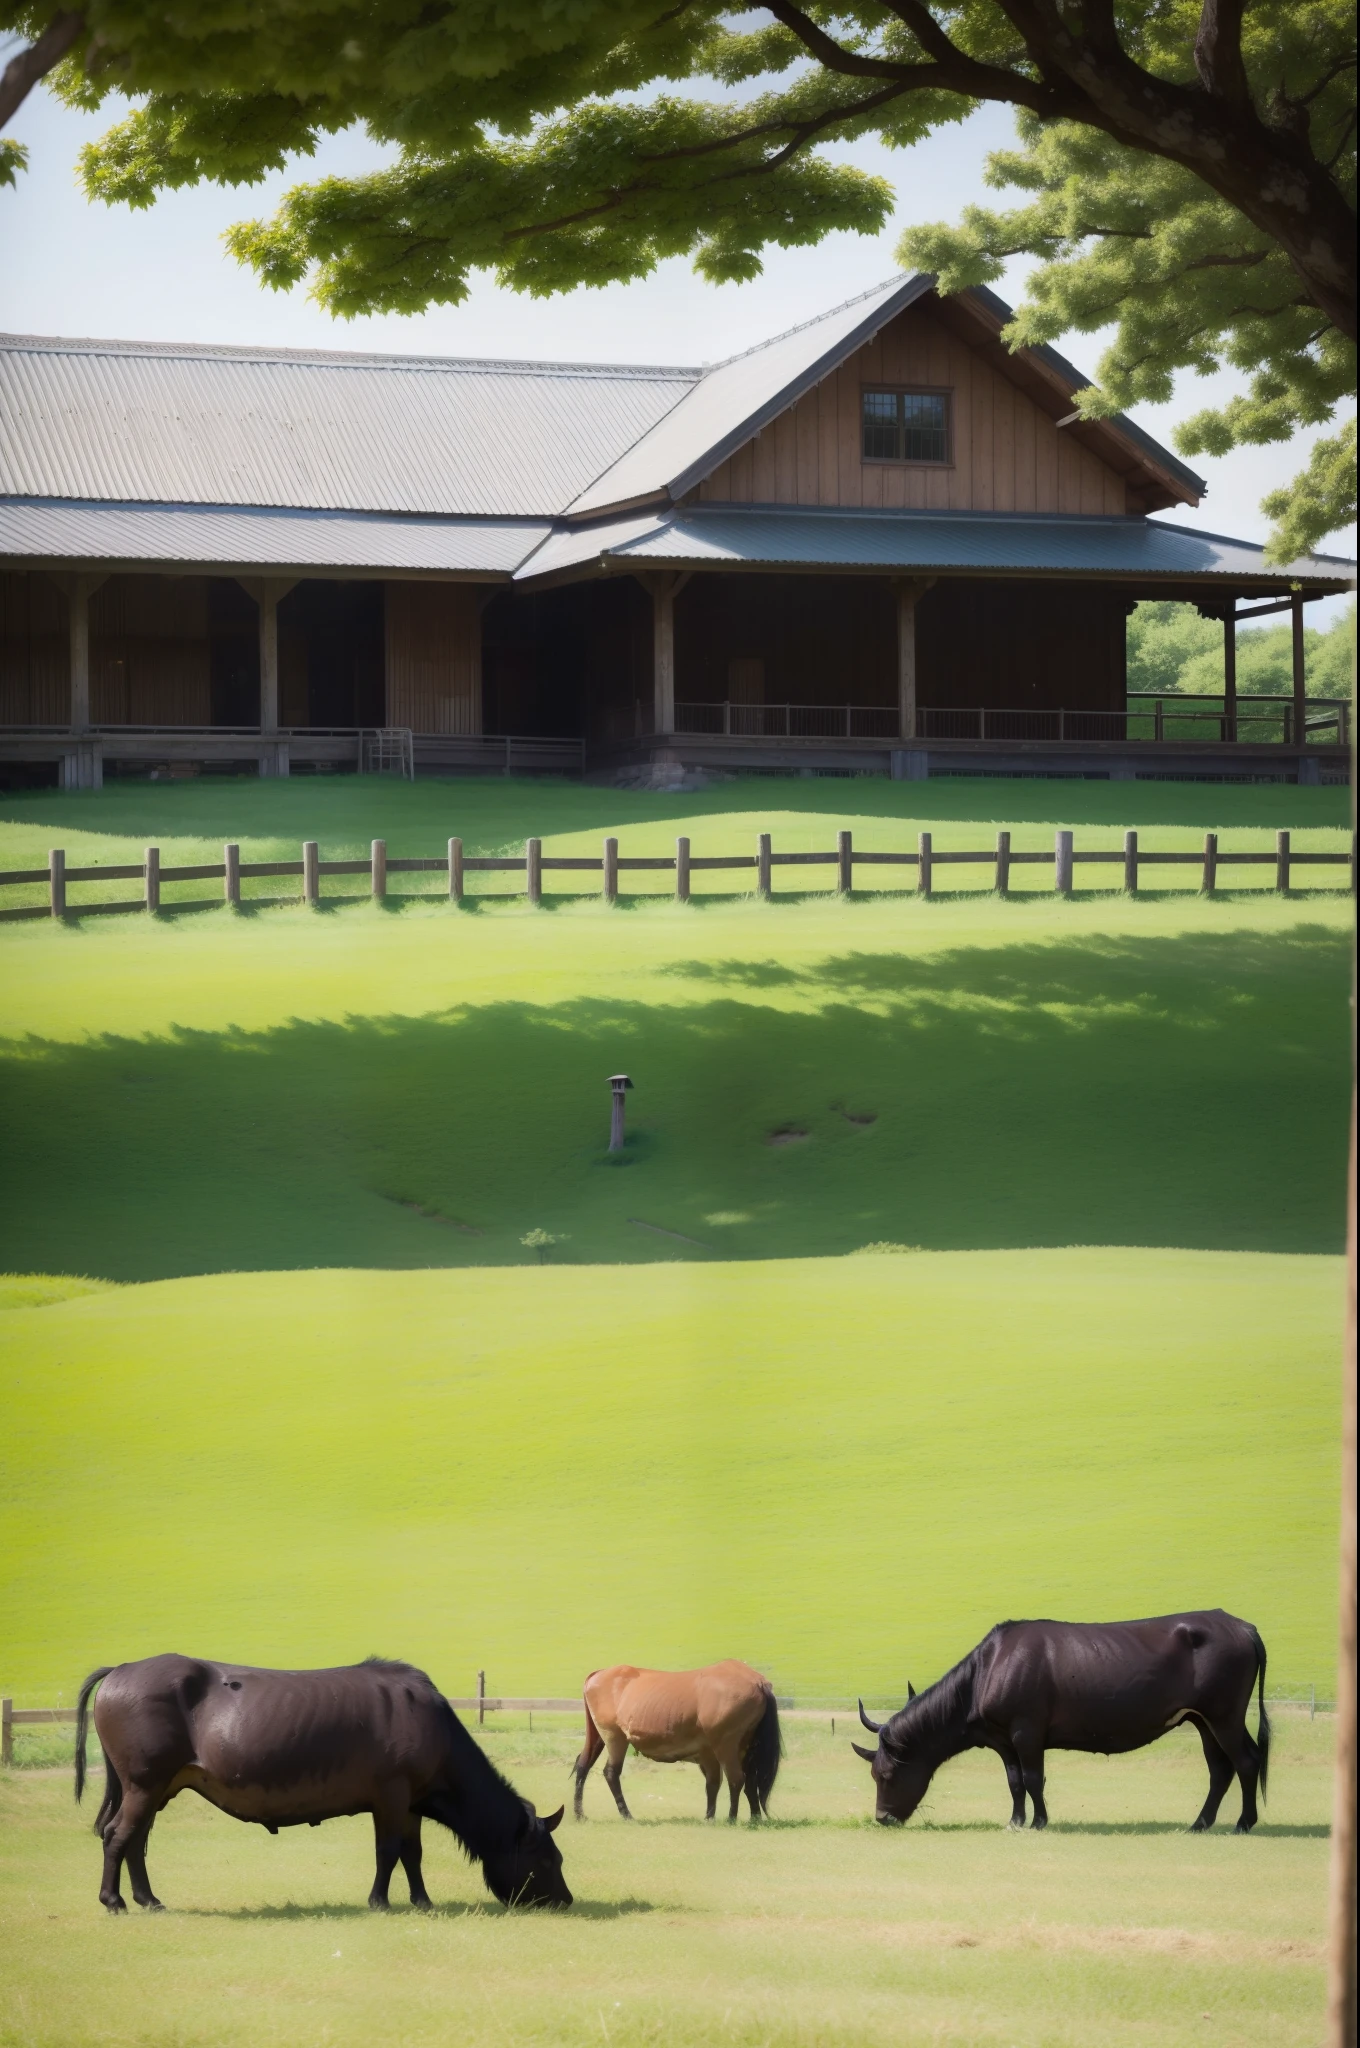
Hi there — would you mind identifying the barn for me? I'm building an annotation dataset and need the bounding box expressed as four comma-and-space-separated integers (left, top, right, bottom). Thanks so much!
0, 273, 1352, 786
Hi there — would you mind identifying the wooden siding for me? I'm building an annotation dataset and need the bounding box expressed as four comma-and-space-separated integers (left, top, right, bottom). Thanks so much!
90, 575, 211, 724
675, 574, 895, 706
0, 571, 68, 723
384, 580, 483, 734
697, 301, 1130, 515
916, 579, 1129, 711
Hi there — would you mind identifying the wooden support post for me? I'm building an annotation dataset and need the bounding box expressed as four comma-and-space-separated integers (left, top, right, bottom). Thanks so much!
1292, 591, 1307, 755
646, 573, 689, 736
526, 837, 542, 905
145, 845, 160, 914
235, 577, 296, 736
1124, 829, 1138, 896
894, 580, 933, 739
448, 837, 463, 902
1055, 829, 1074, 896
224, 843, 240, 907
68, 579, 91, 732
917, 831, 932, 898
1202, 831, 1218, 894
1, 1698, 11, 1768
1223, 611, 1238, 742
477, 1671, 486, 1726
603, 836, 618, 904
372, 839, 387, 900
757, 832, 772, 899
49, 847, 65, 918
1276, 828, 1291, 894
676, 835, 690, 903
303, 840, 319, 906
608, 1073, 633, 1151
995, 830, 1010, 895
837, 829, 852, 896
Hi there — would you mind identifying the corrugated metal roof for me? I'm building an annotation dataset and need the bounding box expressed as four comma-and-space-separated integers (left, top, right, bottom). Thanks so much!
0, 497, 549, 574
516, 505, 1355, 587
0, 335, 695, 519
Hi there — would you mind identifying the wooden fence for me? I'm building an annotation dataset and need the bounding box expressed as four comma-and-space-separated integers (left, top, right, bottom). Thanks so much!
0, 827, 1354, 922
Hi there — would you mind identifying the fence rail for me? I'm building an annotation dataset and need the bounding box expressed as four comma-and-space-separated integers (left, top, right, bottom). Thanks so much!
1, 826, 1354, 922
671, 696, 1352, 747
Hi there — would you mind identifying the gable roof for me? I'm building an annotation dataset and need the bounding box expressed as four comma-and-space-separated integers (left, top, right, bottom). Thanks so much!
0, 276, 1202, 531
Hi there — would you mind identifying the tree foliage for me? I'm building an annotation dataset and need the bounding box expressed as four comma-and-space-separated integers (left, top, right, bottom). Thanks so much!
1127, 599, 1355, 697
1, 3, 1354, 551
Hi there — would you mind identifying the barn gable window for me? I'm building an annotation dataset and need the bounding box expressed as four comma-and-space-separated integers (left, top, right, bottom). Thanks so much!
862, 388, 952, 465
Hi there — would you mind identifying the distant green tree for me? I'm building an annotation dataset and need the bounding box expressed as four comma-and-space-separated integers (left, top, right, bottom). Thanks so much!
1127, 600, 1355, 697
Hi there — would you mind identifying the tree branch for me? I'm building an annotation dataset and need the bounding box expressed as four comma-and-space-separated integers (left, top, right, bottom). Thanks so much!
1193, 0, 1252, 106
0, 11, 84, 130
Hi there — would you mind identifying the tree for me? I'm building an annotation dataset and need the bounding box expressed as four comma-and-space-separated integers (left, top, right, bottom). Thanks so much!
1, 3, 1354, 549
1127, 599, 1355, 696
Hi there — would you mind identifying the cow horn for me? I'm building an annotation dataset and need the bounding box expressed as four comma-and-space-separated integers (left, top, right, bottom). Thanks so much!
851, 1741, 877, 1762
907, 1681, 917, 1701
858, 1700, 882, 1733
541, 1805, 564, 1834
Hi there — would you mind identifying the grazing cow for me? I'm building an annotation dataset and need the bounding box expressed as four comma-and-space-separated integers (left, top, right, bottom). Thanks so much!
573, 1660, 781, 1822
852, 1611, 1269, 1832
75, 1654, 570, 1913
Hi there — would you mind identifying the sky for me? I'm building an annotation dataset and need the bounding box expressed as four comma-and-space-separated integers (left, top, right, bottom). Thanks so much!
1, 81, 1354, 626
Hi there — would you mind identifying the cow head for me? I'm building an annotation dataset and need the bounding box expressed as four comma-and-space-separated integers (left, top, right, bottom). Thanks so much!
851, 1692, 930, 1825
483, 1802, 571, 1909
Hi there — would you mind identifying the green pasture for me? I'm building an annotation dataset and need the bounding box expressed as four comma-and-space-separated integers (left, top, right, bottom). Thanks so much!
0, 1713, 1334, 2047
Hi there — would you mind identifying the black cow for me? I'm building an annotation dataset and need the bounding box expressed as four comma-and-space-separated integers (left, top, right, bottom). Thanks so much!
853, 1610, 1269, 1831
75, 1654, 570, 1912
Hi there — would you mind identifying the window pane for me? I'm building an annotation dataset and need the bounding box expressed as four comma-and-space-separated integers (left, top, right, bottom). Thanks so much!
862, 390, 900, 461
901, 392, 949, 463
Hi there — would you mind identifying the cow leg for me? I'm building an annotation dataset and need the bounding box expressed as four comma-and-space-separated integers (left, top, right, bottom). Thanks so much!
601, 1731, 632, 1819
1206, 1717, 1262, 1833
368, 1790, 410, 1909
725, 1758, 744, 1824
123, 1813, 163, 1911
699, 1757, 722, 1820
572, 1715, 605, 1819
99, 1787, 159, 1913
399, 1815, 433, 1909
996, 1744, 1027, 1829
1189, 1722, 1236, 1832
1014, 1735, 1048, 1829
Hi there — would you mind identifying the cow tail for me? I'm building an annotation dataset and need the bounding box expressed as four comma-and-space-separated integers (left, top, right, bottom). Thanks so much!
1250, 1627, 1269, 1802
74, 1666, 113, 1813
747, 1684, 784, 1816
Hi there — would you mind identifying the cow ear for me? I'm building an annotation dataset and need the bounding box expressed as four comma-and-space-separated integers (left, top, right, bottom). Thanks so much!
851, 1741, 877, 1762
541, 1805, 564, 1834
907, 1681, 917, 1701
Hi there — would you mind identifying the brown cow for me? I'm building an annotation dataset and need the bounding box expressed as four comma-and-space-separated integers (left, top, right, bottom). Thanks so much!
75, 1654, 569, 1912
572, 1660, 781, 1822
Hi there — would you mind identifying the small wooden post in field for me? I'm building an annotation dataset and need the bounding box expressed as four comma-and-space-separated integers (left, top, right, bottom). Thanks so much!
608, 1073, 633, 1151
995, 830, 1011, 895
1, 1697, 12, 1767
145, 846, 160, 914
603, 836, 619, 903
676, 836, 690, 902
477, 1671, 486, 1726
303, 840, 319, 906
1277, 829, 1291, 893
224, 843, 240, 906
371, 839, 386, 900
1202, 832, 1218, 894
757, 832, 772, 899
448, 837, 463, 902
526, 837, 542, 905
1124, 829, 1138, 895
48, 848, 65, 919
918, 831, 932, 898
1055, 829, 1074, 896
837, 829, 852, 896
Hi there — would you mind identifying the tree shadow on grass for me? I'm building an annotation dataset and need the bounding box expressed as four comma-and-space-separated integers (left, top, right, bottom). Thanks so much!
187, 1895, 657, 1921
0, 926, 1348, 1281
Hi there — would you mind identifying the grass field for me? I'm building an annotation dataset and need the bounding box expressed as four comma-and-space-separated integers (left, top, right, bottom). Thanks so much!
0, 1714, 1334, 2048
0, 774, 1349, 2045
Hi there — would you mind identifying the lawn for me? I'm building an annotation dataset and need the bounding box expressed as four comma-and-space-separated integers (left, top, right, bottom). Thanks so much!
0, 1713, 1333, 2048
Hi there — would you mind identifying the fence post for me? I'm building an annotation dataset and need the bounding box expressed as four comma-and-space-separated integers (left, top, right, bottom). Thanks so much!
995, 830, 1010, 896
917, 831, 932, 898
836, 829, 852, 897
1, 1698, 11, 1767
1124, 829, 1138, 896
676, 835, 690, 903
145, 846, 160, 914
1276, 828, 1291, 894
371, 839, 386, 900
603, 836, 618, 904
49, 848, 65, 919
477, 1671, 486, 1726
224, 843, 240, 907
1202, 831, 1218, 895
526, 837, 542, 905
448, 837, 463, 903
757, 832, 772, 899
303, 840, 319, 906
1055, 829, 1073, 897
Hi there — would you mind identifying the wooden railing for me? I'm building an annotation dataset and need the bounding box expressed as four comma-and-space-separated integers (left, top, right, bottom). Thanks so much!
0, 827, 1353, 923
673, 698, 1352, 746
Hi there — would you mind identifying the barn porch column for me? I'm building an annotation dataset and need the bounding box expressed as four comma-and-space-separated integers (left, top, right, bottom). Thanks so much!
1291, 590, 1307, 747
643, 572, 691, 735
1223, 606, 1237, 742
235, 576, 298, 773
57, 572, 107, 733
894, 577, 936, 740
